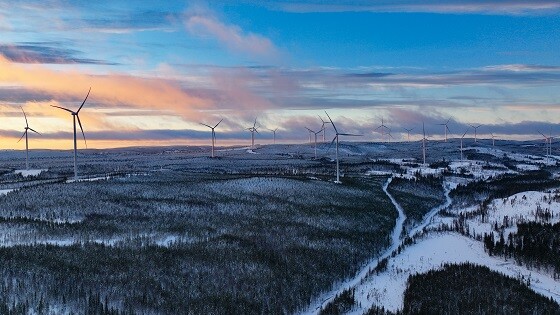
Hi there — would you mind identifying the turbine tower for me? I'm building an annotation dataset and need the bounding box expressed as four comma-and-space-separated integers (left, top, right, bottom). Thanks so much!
17, 107, 40, 170
51, 87, 90, 181
404, 128, 414, 142
469, 124, 483, 143
200, 119, 223, 158
460, 128, 469, 162
437, 118, 451, 142
490, 133, 497, 148
268, 128, 279, 144
375, 117, 390, 143
246, 118, 259, 149
305, 127, 323, 159
421, 122, 427, 165
325, 111, 361, 184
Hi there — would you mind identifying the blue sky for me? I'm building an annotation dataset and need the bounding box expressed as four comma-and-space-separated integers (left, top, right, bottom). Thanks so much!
0, 0, 559, 148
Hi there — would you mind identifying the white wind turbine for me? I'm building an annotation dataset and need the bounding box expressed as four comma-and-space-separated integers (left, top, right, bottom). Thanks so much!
200, 119, 223, 158
538, 130, 554, 164
246, 118, 259, 149
437, 118, 451, 142
375, 117, 390, 143
325, 111, 362, 183
469, 124, 483, 143
17, 107, 41, 170
490, 133, 497, 148
268, 128, 279, 144
404, 128, 414, 142
51, 87, 91, 181
421, 122, 428, 165
318, 115, 332, 142
460, 128, 470, 162
305, 127, 323, 159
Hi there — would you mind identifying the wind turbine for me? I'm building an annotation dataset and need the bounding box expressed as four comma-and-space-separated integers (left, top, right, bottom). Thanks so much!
404, 128, 414, 142
375, 117, 390, 143
268, 128, 279, 144
246, 118, 259, 149
538, 131, 553, 164
51, 87, 91, 181
490, 133, 497, 148
318, 115, 332, 142
469, 124, 483, 143
305, 127, 323, 159
325, 111, 361, 183
460, 128, 469, 162
200, 119, 223, 158
437, 118, 451, 142
421, 122, 428, 165
17, 107, 40, 170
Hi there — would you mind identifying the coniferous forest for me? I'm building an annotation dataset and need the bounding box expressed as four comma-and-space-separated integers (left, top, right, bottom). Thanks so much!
403, 263, 560, 314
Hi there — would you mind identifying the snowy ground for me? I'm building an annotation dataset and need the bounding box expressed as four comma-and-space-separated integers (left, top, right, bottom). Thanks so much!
350, 232, 560, 314
14, 169, 47, 177
338, 188, 560, 314
0, 189, 14, 196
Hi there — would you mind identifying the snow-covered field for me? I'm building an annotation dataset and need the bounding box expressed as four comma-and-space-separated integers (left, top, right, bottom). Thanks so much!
351, 232, 560, 313
323, 186, 560, 314
14, 169, 47, 177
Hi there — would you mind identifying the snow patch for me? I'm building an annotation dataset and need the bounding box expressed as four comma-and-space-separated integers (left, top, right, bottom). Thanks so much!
14, 169, 47, 177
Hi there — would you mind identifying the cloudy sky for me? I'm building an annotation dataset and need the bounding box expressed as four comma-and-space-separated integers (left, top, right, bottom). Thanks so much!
0, 0, 559, 149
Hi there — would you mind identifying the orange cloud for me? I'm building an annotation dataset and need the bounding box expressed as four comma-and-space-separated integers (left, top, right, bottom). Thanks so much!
0, 54, 210, 118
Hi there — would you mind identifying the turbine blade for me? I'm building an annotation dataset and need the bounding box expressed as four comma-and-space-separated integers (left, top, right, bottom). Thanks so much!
77, 87, 91, 113
462, 129, 469, 138
213, 119, 223, 129
324, 111, 338, 134
17, 130, 26, 143
28, 128, 41, 135
76, 114, 87, 148
324, 135, 337, 154
253, 117, 257, 129
538, 130, 547, 139
200, 123, 213, 128
305, 127, 314, 133
50, 105, 74, 114
21, 106, 28, 127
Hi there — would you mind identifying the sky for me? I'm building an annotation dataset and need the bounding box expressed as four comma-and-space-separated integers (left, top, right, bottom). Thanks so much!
0, 0, 559, 149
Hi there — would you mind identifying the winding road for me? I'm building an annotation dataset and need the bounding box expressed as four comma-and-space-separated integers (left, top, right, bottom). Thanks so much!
301, 176, 451, 315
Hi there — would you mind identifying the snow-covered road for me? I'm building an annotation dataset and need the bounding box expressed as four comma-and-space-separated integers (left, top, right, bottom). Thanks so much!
303, 177, 455, 314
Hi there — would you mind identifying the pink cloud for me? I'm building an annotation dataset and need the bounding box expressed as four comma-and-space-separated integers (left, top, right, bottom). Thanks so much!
185, 13, 277, 57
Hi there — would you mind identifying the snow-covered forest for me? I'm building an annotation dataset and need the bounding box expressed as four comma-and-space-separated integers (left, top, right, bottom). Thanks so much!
0, 140, 559, 314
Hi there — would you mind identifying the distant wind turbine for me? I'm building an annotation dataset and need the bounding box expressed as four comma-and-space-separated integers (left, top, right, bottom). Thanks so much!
246, 118, 259, 149
51, 87, 91, 180
325, 111, 362, 183
200, 119, 223, 158
375, 117, 390, 143
490, 133, 497, 148
421, 122, 428, 165
538, 130, 554, 164
404, 128, 414, 142
17, 107, 40, 170
437, 118, 451, 142
460, 128, 469, 162
318, 115, 332, 142
469, 124, 483, 143
305, 127, 323, 159
268, 128, 279, 144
